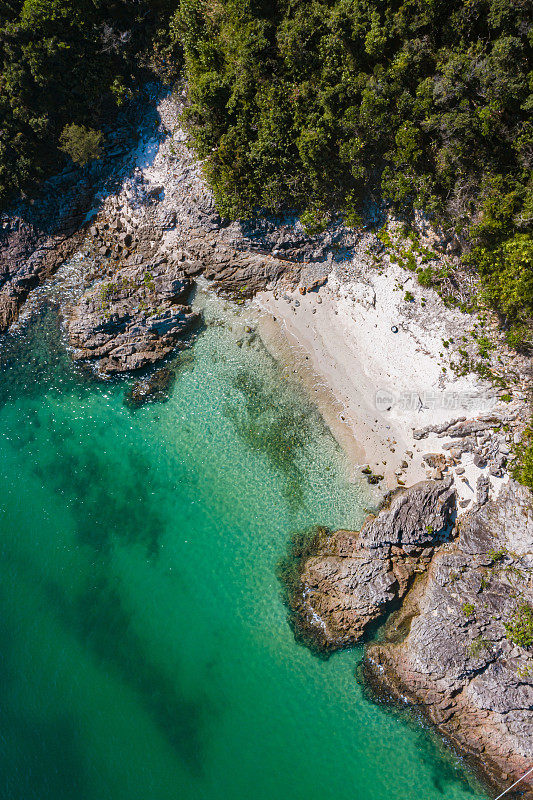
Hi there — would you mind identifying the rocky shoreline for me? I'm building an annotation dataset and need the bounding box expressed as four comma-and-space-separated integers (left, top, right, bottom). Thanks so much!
279, 478, 456, 652
0, 87, 163, 334
367, 480, 533, 797
282, 478, 533, 797
2, 87, 350, 376
1, 86, 532, 795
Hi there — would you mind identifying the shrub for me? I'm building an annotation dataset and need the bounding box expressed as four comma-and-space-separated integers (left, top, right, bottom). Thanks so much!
468, 636, 491, 658
487, 548, 507, 564
477, 336, 494, 359
299, 208, 329, 237
462, 602, 475, 618
504, 604, 533, 648
513, 425, 533, 491
377, 227, 393, 249
343, 191, 363, 229
505, 325, 531, 351
417, 267, 435, 288
467, 233, 533, 326
59, 124, 103, 166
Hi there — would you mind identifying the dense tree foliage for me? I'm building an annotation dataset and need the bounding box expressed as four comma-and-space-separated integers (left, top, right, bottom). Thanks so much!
1, 0, 531, 332
172, 0, 532, 329
59, 123, 103, 165
0, 0, 177, 206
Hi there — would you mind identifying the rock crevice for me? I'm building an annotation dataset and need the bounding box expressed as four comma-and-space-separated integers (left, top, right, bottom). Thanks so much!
282, 478, 533, 797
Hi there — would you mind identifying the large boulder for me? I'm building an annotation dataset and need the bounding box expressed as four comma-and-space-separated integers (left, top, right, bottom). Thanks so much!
363, 480, 533, 797
280, 479, 456, 652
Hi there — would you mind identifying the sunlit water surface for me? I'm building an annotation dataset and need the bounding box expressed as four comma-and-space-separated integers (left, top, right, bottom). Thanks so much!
0, 293, 488, 800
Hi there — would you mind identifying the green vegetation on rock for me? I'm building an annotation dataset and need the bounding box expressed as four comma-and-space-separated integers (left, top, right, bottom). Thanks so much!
59, 124, 103, 166
467, 636, 491, 659
504, 604, 533, 648
461, 602, 475, 618
513, 426, 533, 491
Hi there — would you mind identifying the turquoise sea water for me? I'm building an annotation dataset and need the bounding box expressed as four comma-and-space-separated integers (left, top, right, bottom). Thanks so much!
0, 292, 489, 800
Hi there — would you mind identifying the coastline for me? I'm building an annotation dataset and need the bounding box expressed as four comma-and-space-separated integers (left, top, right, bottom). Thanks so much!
252, 265, 533, 799
254, 268, 517, 509
1, 86, 531, 798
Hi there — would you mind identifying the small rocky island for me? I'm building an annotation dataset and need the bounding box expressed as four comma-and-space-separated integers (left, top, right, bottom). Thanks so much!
282, 477, 533, 796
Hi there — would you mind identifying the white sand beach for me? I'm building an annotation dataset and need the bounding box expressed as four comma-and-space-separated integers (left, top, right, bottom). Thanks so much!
255, 263, 510, 509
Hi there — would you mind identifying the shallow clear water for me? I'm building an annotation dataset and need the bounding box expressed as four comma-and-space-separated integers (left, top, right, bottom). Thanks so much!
0, 294, 488, 800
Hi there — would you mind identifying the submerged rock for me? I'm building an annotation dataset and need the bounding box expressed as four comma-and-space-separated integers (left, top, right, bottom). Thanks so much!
124, 366, 176, 408
279, 479, 455, 653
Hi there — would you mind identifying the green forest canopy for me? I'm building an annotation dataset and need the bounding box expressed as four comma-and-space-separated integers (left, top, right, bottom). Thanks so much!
173, 0, 532, 333
0, 0, 532, 332
0, 0, 177, 206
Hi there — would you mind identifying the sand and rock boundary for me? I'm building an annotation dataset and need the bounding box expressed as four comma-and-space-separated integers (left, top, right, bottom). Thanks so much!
1, 86, 532, 796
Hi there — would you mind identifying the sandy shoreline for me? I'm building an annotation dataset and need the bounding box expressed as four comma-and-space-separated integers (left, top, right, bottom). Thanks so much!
254, 265, 509, 509
25, 87, 513, 516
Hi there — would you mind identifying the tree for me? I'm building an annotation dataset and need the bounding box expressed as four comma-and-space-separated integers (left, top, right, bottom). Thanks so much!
59, 124, 103, 166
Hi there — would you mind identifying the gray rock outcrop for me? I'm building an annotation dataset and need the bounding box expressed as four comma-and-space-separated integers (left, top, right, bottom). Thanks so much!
0, 92, 162, 334
363, 480, 533, 796
67, 260, 199, 374
282, 477, 533, 796
281, 479, 456, 652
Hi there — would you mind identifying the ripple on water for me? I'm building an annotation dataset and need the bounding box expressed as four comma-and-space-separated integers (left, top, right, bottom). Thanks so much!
0, 292, 488, 800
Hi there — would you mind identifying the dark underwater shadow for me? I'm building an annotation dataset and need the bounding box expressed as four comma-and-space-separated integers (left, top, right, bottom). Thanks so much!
69, 575, 207, 777
223, 367, 324, 510
0, 601, 89, 800
0, 543, 208, 781
31, 423, 167, 557
0, 711, 89, 800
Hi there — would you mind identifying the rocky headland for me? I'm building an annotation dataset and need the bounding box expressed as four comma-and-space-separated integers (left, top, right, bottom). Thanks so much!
364, 479, 533, 795
282, 478, 533, 797
1, 88, 348, 375
67, 259, 198, 374
280, 478, 456, 652
1, 85, 532, 795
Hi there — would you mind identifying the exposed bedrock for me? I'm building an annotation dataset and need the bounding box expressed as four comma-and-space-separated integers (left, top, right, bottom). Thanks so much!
2, 90, 360, 373
363, 479, 533, 796
281, 477, 533, 795
67, 260, 199, 374
0, 94, 162, 334
280, 478, 456, 653
0, 203, 90, 332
